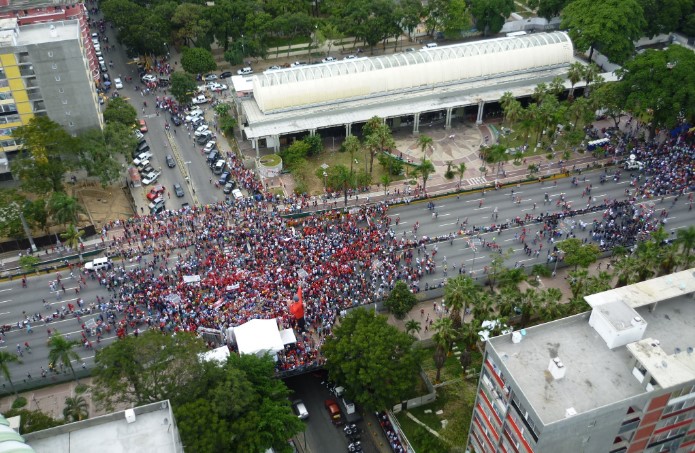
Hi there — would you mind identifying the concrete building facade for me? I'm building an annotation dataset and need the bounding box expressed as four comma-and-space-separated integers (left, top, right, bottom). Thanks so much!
0, 18, 101, 158
468, 269, 695, 453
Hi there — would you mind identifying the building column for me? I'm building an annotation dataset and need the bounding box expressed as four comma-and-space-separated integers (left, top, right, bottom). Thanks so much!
345, 123, 352, 137
445, 107, 453, 130
476, 100, 485, 125
309, 129, 316, 136
272, 135, 280, 153
252, 139, 259, 159
413, 113, 420, 135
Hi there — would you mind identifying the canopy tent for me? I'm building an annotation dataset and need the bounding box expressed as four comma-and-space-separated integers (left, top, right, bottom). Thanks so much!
279, 328, 297, 345
199, 345, 230, 364
183, 275, 201, 285
233, 319, 284, 357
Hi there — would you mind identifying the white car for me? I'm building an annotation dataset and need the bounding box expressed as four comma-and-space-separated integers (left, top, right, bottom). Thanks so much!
204, 74, 218, 81
236, 67, 253, 75
135, 151, 153, 161
185, 114, 203, 123
187, 107, 203, 116
114, 78, 123, 89
134, 130, 144, 140
141, 171, 160, 185
194, 125, 209, 137
290, 61, 306, 68
141, 74, 157, 83
206, 82, 228, 91
344, 55, 357, 60
322, 56, 336, 63
266, 65, 282, 72
191, 95, 208, 105
292, 400, 309, 420
203, 141, 217, 153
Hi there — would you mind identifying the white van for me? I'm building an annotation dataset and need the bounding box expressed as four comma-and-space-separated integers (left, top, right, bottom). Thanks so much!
422, 42, 438, 49
192, 94, 207, 105
232, 188, 243, 201
84, 257, 112, 272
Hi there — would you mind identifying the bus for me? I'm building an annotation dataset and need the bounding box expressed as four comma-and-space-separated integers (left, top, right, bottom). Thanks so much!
506, 31, 528, 37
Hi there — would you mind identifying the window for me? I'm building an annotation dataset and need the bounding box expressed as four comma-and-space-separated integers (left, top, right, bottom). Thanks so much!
0, 114, 21, 124
65, 111, 71, 116
0, 139, 18, 147
0, 127, 17, 136
68, 121, 74, 127
0, 69, 6, 79
0, 104, 17, 113
0, 92, 12, 101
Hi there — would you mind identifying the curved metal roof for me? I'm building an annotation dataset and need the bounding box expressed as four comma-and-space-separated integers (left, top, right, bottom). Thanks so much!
256, 32, 571, 87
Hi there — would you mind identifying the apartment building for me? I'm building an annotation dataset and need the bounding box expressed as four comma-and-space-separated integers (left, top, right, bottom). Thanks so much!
468, 269, 695, 453
0, 18, 101, 162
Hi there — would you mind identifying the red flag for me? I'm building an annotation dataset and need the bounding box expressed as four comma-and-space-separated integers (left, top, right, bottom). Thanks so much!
290, 286, 304, 320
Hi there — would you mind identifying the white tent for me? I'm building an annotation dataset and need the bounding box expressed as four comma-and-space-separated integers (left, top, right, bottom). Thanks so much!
199, 346, 230, 364
233, 319, 284, 357
279, 328, 297, 345
183, 275, 201, 284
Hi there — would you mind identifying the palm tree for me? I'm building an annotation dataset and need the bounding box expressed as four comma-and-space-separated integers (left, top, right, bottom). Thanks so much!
364, 117, 395, 175
538, 288, 565, 322
532, 82, 550, 105
548, 76, 566, 98
343, 135, 361, 174
499, 91, 515, 112
518, 288, 541, 327
63, 395, 89, 422
405, 319, 421, 338
444, 275, 479, 329
48, 332, 81, 382
415, 157, 435, 193
0, 351, 21, 397
471, 293, 494, 322
48, 192, 84, 227
567, 62, 585, 99
459, 318, 482, 351
456, 162, 467, 188
503, 99, 523, 128
432, 317, 456, 383
60, 224, 84, 250
497, 267, 527, 290
417, 134, 433, 157
583, 63, 600, 98
676, 226, 695, 268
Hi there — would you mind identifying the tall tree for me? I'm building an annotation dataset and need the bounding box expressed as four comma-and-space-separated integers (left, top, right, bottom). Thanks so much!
456, 162, 467, 188
343, 135, 361, 174
557, 238, 601, 270
637, 0, 694, 38
103, 97, 137, 126
432, 317, 457, 383
561, 0, 646, 64
0, 351, 21, 397
322, 308, 421, 411
567, 62, 585, 99
77, 127, 128, 187
92, 330, 207, 411
676, 226, 695, 269
60, 224, 85, 249
415, 157, 435, 193
47, 332, 81, 382
170, 72, 199, 105
444, 275, 477, 329
384, 280, 418, 319
48, 192, 84, 227
469, 0, 515, 36
417, 134, 433, 156
0, 190, 27, 238
405, 319, 421, 337
181, 47, 217, 74
528, 0, 570, 21
11, 117, 78, 194
364, 116, 395, 175
326, 164, 357, 207
617, 45, 695, 128
171, 3, 211, 47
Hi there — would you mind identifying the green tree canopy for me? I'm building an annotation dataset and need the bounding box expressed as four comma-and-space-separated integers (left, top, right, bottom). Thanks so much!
561, 0, 647, 64
0, 190, 27, 238
469, 0, 515, 36
170, 71, 198, 105
636, 0, 694, 38
47, 332, 81, 382
528, 0, 569, 21
92, 330, 207, 411
557, 238, 601, 270
384, 280, 417, 319
181, 47, 217, 74
174, 354, 304, 453
11, 117, 78, 194
48, 192, 84, 227
616, 45, 695, 127
322, 308, 421, 411
103, 97, 137, 126
4, 408, 63, 434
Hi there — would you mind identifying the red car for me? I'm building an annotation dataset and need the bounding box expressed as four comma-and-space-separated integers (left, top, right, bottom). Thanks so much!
138, 119, 148, 133
324, 399, 343, 425
145, 185, 165, 201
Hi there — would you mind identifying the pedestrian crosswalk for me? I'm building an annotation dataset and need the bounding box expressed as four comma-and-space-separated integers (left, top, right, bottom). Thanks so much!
466, 176, 488, 186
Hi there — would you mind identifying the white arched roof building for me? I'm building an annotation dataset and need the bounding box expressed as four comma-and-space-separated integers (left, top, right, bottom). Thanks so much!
253, 32, 573, 112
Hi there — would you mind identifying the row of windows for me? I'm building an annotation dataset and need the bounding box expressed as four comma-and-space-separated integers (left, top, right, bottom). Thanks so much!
0, 115, 20, 124
0, 127, 18, 136
0, 104, 17, 113
0, 139, 19, 147
0, 92, 12, 101
663, 395, 695, 415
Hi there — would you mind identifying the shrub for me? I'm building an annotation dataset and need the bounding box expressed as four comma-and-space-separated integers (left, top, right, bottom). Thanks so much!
384, 281, 417, 319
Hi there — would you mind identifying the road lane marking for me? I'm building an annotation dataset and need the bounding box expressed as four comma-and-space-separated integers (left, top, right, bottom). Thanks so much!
0, 300, 12, 304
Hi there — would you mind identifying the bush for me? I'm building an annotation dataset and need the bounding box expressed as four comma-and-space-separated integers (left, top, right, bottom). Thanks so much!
12, 396, 27, 409
75, 383, 89, 395
384, 281, 417, 319
444, 170, 455, 180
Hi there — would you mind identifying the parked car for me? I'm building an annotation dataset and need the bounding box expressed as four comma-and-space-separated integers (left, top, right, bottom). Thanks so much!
206, 82, 228, 91
138, 119, 148, 133
219, 71, 232, 79
170, 115, 182, 126
324, 399, 343, 425
236, 67, 253, 75
134, 130, 144, 140
135, 151, 153, 162
146, 190, 160, 201
231, 188, 243, 201
141, 171, 160, 185
185, 113, 202, 123
405, 47, 416, 52
114, 78, 123, 89
223, 181, 235, 194
191, 117, 206, 128
141, 74, 157, 83
149, 199, 165, 214
218, 171, 230, 184
203, 141, 217, 154
196, 132, 213, 145
191, 94, 208, 105
204, 74, 218, 81
166, 155, 176, 168
422, 42, 438, 49
321, 56, 336, 63
343, 55, 357, 60
292, 400, 309, 420
266, 65, 281, 71
194, 125, 209, 136
290, 61, 306, 68
173, 183, 184, 198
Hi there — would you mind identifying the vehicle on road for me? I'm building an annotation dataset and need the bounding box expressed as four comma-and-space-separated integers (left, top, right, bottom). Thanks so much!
134, 129, 144, 140
84, 257, 112, 272
405, 47, 416, 52
149, 199, 165, 214
219, 71, 232, 79
213, 160, 226, 175
422, 42, 438, 49
173, 183, 184, 198
223, 181, 235, 194
166, 155, 176, 168
194, 125, 209, 136
170, 115, 182, 126
142, 171, 160, 185
292, 400, 309, 420
114, 78, 123, 89
206, 82, 228, 91
290, 61, 306, 68
324, 399, 343, 425
236, 67, 253, 75
322, 56, 336, 63
344, 55, 357, 60
203, 141, 217, 154
218, 171, 230, 184
196, 131, 213, 145
138, 119, 148, 133
266, 65, 281, 71
232, 188, 243, 201
134, 151, 153, 162
141, 74, 157, 83
204, 74, 218, 81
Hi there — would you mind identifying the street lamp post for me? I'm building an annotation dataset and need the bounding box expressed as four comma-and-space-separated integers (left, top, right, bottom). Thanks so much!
323, 171, 327, 190
240, 34, 245, 60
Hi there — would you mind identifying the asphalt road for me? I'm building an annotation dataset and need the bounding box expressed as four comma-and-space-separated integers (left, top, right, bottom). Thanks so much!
389, 169, 694, 289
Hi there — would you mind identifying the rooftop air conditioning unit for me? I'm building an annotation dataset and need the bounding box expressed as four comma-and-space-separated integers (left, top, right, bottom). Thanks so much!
125, 409, 136, 424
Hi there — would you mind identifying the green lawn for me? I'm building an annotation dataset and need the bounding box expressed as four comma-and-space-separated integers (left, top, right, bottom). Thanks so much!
421, 342, 483, 384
